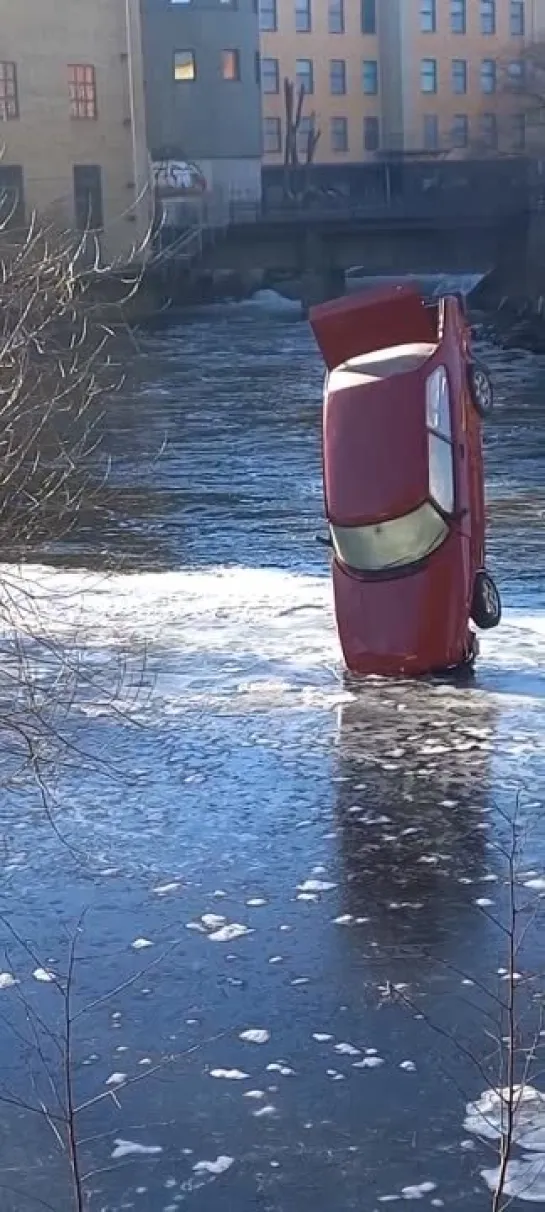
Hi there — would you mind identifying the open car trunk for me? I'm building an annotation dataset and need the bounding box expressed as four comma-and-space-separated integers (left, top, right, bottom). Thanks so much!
309, 284, 438, 372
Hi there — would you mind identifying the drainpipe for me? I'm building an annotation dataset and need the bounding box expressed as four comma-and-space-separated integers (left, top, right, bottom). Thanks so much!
125, 0, 142, 225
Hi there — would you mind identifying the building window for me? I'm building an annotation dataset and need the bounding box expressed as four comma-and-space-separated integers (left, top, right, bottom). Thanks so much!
510, 0, 525, 35
480, 59, 496, 93
255, 51, 261, 84
421, 59, 437, 93
330, 59, 346, 95
452, 59, 467, 94
480, 0, 496, 35
297, 115, 315, 156
420, 0, 436, 32
331, 116, 348, 151
511, 112, 526, 150
423, 113, 439, 149
295, 0, 311, 32
0, 165, 24, 227
68, 64, 97, 119
263, 116, 282, 152
296, 58, 314, 93
0, 62, 19, 121
222, 50, 240, 80
73, 165, 103, 231
259, 0, 277, 31
261, 57, 279, 93
361, 0, 376, 34
480, 112, 498, 148
362, 59, 378, 94
174, 50, 196, 81
508, 60, 524, 86
451, 0, 466, 33
451, 113, 469, 147
329, 0, 344, 33
364, 115, 380, 151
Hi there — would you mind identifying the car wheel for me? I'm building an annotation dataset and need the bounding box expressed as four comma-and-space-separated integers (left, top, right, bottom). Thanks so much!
468, 359, 494, 418
471, 570, 502, 630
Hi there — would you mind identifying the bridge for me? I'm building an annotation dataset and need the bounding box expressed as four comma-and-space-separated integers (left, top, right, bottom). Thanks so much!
154, 159, 535, 307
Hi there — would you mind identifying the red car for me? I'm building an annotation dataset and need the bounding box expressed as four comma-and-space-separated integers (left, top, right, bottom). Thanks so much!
309, 284, 501, 677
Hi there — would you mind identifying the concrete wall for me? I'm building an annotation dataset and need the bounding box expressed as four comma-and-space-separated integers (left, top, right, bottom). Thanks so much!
141, 0, 262, 198
0, 0, 153, 265
200, 218, 502, 275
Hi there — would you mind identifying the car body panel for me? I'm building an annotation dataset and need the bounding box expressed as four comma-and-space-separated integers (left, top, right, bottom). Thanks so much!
309, 285, 488, 678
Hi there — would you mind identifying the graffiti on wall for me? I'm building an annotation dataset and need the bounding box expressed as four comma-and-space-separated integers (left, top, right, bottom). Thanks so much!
153, 159, 208, 197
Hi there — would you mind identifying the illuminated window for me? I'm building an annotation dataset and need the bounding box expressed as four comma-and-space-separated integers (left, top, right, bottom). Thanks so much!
174, 51, 196, 81
68, 64, 97, 119
0, 62, 18, 121
222, 50, 240, 80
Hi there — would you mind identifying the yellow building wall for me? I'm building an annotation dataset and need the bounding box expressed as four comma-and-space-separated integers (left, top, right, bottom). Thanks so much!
260, 0, 380, 164
261, 0, 545, 163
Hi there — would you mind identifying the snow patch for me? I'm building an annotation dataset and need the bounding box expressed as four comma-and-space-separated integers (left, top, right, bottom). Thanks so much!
239, 1029, 270, 1045
111, 1139, 163, 1160
193, 1156, 234, 1176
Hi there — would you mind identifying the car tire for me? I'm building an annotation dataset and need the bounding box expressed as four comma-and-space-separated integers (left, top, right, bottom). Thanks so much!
471, 570, 502, 630
468, 359, 494, 418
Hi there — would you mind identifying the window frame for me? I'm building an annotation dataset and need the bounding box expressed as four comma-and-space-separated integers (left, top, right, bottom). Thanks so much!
295, 0, 312, 33
296, 57, 314, 94
221, 49, 241, 81
259, 0, 277, 32
362, 58, 379, 95
263, 115, 282, 153
420, 58, 438, 94
451, 58, 468, 95
361, 0, 377, 35
173, 50, 196, 81
451, 112, 469, 148
480, 0, 496, 35
331, 115, 348, 152
420, 0, 436, 33
480, 58, 497, 94
450, 0, 466, 34
328, 0, 345, 34
363, 114, 380, 151
510, 0, 525, 36
423, 113, 439, 150
0, 61, 19, 121
68, 63, 98, 120
261, 56, 280, 93
329, 58, 347, 95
